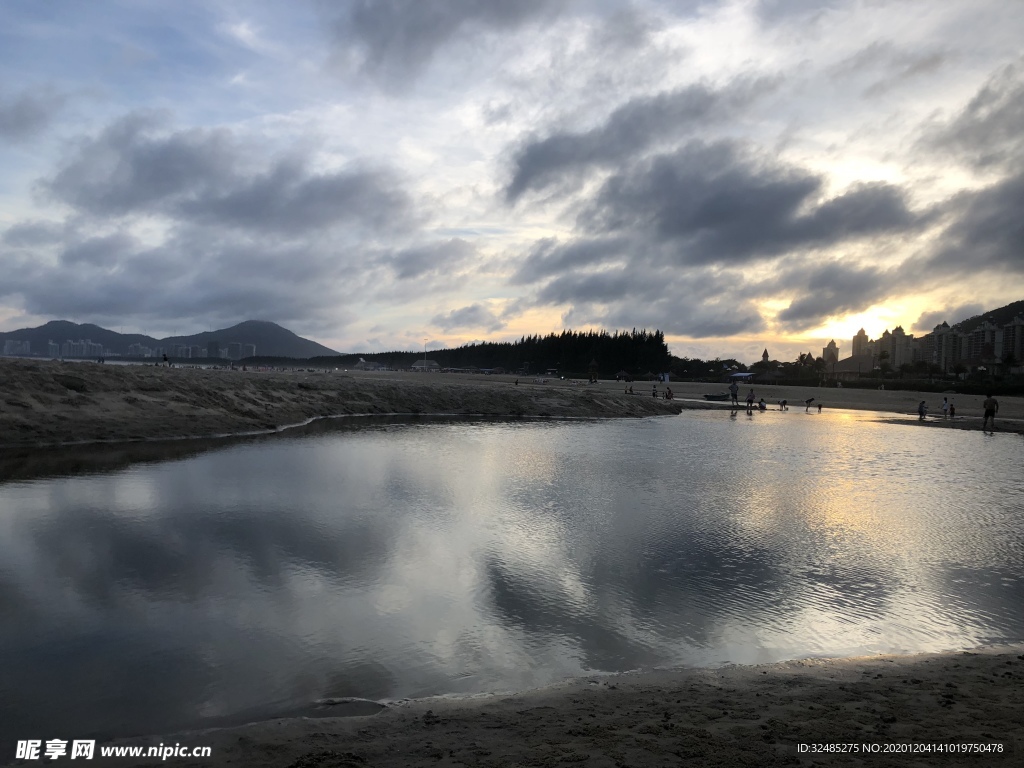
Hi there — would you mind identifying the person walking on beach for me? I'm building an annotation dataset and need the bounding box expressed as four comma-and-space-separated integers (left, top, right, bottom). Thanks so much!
804, 397, 814, 411
729, 381, 739, 406
746, 389, 755, 411
949, 399, 956, 418
941, 397, 949, 419
982, 394, 999, 429
918, 401, 928, 420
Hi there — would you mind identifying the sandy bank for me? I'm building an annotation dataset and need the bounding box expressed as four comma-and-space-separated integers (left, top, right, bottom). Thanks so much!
0, 360, 682, 447
84, 647, 1024, 768
2, 359, 1021, 448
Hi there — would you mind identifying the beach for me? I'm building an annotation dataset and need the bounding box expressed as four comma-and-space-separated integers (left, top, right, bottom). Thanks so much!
79, 646, 1024, 768
1, 359, 1021, 448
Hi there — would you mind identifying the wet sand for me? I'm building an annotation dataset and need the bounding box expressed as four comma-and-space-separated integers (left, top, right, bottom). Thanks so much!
2, 358, 1021, 447
85, 646, 1024, 768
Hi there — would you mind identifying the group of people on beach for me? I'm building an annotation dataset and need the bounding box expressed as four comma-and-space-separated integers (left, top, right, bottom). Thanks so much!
622, 385, 671, 403
729, 381, 821, 414
918, 394, 999, 429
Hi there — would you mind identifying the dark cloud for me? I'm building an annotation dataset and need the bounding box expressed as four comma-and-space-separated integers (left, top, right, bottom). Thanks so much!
923, 61, 1024, 171
0, 87, 65, 142
0, 216, 378, 333
776, 262, 891, 331
386, 238, 475, 280
431, 303, 504, 332
43, 112, 233, 215
42, 112, 414, 235
510, 137, 930, 338
557, 283, 767, 339
0, 220, 63, 247
926, 171, 1024, 274
512, 236, 630, 284
521, 254, 766, 338
59, 232, 137, 267
333, 0, 565, 85
578, 141, 921, 265
505, 78, 778, 202
913, 304, 984, 334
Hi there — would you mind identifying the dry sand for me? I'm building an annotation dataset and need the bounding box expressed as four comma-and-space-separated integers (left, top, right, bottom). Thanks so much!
2, 359, 1022, 448
83, 647, 1024, 768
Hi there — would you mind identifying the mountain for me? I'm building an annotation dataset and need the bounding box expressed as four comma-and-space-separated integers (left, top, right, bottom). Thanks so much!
0, 319, 338, 359
159, 320, 338, 358
952, 300, 1024, 333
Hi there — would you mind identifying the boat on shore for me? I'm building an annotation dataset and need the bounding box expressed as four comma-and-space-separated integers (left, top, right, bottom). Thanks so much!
703, 393, 731, 401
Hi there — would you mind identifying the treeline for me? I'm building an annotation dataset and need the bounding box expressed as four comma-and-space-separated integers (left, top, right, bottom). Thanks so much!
312, 329, 672, 377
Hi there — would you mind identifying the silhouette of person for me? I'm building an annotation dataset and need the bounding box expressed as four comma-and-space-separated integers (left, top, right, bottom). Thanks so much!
982, 393, 999, 429
805, 397, 814, 411
729, 381, 739, 406
918, 401, 927, 420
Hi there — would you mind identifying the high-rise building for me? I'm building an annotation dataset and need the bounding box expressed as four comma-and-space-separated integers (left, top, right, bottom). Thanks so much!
207, 340, 221, 359
852, 328, 869, 357
822, 340, 839, 364
227, 342, 242, 360
242, 343, 256, 358
1001, 316, 1024, 363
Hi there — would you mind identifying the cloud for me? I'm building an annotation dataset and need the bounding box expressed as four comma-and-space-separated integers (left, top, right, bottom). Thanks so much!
511, 236, 631, 284
509, 136, 933, 338
386, 238, 475, 280
756, 0, 845, 24
925, 171, 1024, 274
0, 86, 65, 142
505, 78, 778, 202
42, 112, 415, 235
578, 141, 921, 265
332, 0, 565, 86
59, 232, 138, 267
776, 262, 891, 331
922, 60, 1024, 171
912, 303, 984, 333
830, 42, 951, 98
430, 303, 505, 332
0, 220, 64, 247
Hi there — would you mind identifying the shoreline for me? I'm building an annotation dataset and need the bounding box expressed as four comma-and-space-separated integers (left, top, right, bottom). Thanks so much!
82, 645, 1024, 768
2, 359, 1022, 449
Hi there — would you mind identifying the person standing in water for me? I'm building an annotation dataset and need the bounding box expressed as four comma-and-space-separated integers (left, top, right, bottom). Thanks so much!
982, 393, 999, 429
729, 380, 739, 406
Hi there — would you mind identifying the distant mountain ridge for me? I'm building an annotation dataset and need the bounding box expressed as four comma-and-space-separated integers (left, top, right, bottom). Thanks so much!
951, 299, 1024, 334
0, 319, 338, 358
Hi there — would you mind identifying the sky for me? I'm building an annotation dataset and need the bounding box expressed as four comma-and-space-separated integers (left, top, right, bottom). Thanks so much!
1, 0, 1022, 362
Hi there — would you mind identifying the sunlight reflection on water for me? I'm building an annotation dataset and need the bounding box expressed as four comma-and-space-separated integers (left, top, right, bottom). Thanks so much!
0, 410, 1021, 742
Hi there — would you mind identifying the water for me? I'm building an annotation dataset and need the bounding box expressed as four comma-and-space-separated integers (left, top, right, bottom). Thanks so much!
1, 410, 1022, 745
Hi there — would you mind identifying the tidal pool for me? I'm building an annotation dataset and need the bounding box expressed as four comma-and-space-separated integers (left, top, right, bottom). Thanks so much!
1, 410, 1021, 745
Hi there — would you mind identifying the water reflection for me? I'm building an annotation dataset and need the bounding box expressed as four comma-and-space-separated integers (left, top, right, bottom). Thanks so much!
0, 412, 1021, 745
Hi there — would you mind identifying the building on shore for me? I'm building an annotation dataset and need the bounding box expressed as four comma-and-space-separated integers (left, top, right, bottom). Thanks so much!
828, 315, 1024, 380
410, 359, 440, 371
